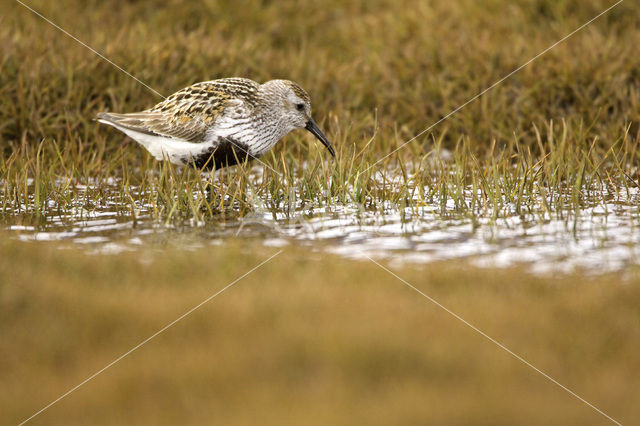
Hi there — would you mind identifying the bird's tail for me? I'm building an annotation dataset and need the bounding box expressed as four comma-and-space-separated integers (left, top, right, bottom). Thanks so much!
96, 112, 155, 134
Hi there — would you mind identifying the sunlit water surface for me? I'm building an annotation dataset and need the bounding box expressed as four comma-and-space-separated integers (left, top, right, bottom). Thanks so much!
2, 175, 640, 275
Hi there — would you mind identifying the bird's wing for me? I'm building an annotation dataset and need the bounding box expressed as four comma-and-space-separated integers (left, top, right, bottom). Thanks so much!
98, 79, 259, 143
97, 110, 214, 142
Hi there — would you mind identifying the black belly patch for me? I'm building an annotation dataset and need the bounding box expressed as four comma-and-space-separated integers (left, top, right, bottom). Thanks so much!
186, 138, 255, 170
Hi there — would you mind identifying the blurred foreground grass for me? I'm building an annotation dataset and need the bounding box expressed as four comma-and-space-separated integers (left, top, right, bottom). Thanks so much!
1, 238, 639, 425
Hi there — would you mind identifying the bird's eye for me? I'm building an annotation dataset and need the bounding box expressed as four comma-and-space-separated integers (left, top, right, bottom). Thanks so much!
296, 103, 305, 111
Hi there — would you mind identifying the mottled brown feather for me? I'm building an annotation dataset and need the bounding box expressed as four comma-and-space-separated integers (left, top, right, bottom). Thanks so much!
99, 78, 260, 143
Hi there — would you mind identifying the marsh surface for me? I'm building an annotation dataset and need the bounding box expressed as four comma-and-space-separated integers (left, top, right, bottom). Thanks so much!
4, 170, 639, 275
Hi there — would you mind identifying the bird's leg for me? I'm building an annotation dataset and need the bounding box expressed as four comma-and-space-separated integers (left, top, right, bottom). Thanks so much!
205, 180, 214, 202
204, 168, 227, 209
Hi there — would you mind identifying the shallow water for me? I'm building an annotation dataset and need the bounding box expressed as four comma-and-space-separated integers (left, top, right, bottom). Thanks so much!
2, 174, 640, 275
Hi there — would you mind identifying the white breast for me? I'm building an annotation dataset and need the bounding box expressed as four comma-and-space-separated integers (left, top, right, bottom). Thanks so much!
205, 112, 289, 158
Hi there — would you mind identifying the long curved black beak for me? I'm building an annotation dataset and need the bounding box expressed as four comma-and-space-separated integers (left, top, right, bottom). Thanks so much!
305, 118, 335, 157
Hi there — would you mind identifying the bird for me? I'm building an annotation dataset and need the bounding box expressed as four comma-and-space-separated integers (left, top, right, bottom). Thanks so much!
97, 78, 335, 170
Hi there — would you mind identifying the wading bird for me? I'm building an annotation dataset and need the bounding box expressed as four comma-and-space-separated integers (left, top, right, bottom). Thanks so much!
98, 78, 335, 170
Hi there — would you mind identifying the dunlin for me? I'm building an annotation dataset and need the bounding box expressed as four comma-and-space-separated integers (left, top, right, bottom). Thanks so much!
97, 78, 335, 170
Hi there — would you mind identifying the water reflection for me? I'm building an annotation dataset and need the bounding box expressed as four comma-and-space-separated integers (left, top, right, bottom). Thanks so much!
3, 179, 639, 275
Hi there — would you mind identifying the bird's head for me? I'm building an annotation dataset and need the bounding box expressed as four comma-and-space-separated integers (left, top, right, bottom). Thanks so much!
261, 79, 335, 157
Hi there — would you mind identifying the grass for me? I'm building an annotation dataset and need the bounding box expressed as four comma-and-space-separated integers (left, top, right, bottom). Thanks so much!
1, 238, 639, 425
1, 119, 638, 231
2, 110, 639, 226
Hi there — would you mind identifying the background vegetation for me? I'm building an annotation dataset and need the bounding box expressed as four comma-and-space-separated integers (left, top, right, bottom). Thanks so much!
3, 0, 640, 152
